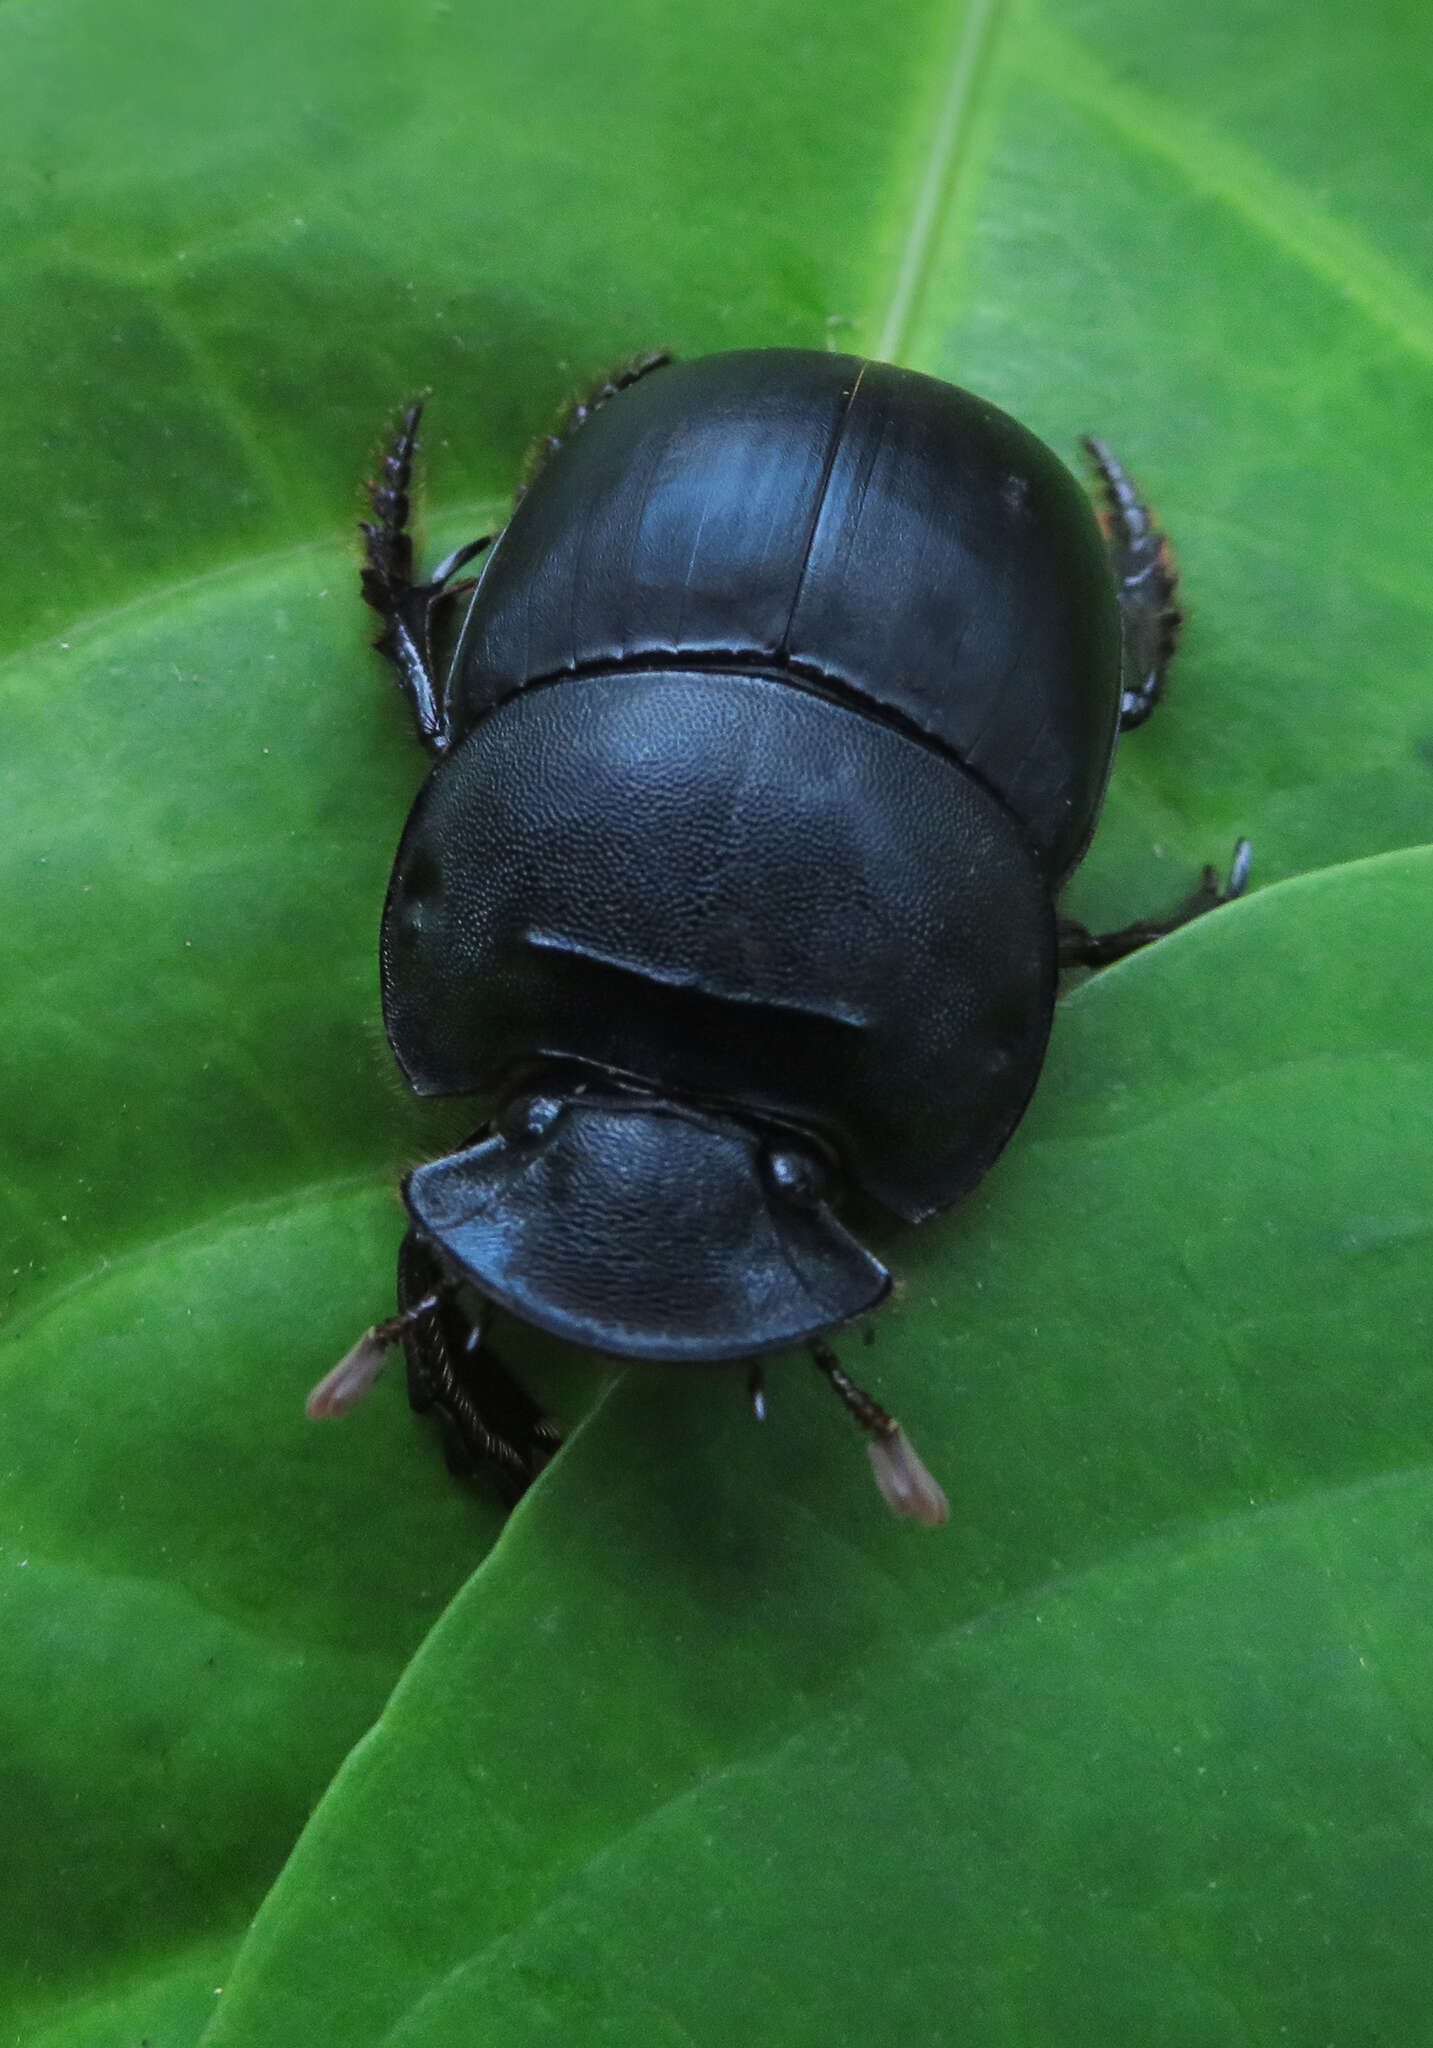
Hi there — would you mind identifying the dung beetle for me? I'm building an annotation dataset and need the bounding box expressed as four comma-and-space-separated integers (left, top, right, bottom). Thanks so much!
308, 349, 1249, 1524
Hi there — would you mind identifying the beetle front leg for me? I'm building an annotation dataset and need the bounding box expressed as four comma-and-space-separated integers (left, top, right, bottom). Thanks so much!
396, 1229, 561, 1503
1059, 837, 1252, 969
360, 402, 494, 758
1083, 435, 1182, 732
306, 1229, 559, 1502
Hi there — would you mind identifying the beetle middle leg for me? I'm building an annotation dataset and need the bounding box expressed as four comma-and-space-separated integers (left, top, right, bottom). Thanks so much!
396, 1229, 560, 1503
1083, 435, 1182, 732
361, 402, 494, 758
1058, 837, 1252, 969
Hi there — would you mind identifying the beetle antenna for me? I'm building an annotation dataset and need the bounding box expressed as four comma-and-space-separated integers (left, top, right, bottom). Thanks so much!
306, 1293, 442, 1419
808, 1339, 948, 1527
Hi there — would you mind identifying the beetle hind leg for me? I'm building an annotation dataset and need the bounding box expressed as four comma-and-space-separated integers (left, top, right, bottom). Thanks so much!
361, 402, 494, 758
517, 350, 673, 499
397, 1229, 560, 1503
1082, 434, 1182, 731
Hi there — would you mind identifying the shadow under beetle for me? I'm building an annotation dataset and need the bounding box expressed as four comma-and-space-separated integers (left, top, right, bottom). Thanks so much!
309, 349, 1250, 1524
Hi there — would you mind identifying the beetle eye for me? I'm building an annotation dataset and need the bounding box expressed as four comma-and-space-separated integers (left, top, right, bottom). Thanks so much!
763, 1146, 826, 1208
497, 1092, 564, 1145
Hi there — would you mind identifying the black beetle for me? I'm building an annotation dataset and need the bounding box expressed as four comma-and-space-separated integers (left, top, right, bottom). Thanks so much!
308, 349, 1249, 1524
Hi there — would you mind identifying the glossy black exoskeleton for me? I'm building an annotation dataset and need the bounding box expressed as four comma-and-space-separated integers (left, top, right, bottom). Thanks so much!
309, 350, 1249, 1524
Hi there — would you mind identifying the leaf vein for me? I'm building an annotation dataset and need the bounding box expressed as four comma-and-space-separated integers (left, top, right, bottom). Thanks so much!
877, 0, 1005, 364
1025, 16, 1433, 368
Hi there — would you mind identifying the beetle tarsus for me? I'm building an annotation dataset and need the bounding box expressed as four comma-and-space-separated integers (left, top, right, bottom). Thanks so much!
1058, 836, 1253, 970
1082, 434, 1182, 732
396, 1229, 560, 1503
361, 400, 494, 757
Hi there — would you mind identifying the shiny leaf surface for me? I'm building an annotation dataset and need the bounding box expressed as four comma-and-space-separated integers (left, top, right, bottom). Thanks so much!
2, 0, 1430, 2043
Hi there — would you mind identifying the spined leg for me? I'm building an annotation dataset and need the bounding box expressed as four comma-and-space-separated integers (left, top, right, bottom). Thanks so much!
1083, 434, 1182, 731
1059, 837, 1252, 970
396, 1230, 560, 1502
360, 402, 494, 757
306, 1230, 559, 1503
517, 350, 673, 499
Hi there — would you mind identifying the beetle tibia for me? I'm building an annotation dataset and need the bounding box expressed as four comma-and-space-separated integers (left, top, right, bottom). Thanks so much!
306, 1293, 441, 1419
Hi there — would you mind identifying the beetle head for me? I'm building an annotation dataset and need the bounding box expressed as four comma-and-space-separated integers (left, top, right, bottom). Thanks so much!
401, 1085, 890, 1362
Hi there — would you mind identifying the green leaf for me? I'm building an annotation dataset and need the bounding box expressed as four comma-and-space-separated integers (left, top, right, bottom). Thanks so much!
3, 0, 1431, 2042
201, 853, 1433, 2048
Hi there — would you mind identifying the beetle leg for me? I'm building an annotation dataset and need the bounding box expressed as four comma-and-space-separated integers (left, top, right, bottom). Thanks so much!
360, 401, 494, 758
809, 1339, 948, 1527
517, 350, 673, 500
1082, 435, 1182, 731
1058, 837, 1252, 970
397, 1228, 561, 1503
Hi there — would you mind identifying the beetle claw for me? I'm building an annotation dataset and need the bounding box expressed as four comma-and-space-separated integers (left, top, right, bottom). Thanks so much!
1225, 836, 1254, 901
